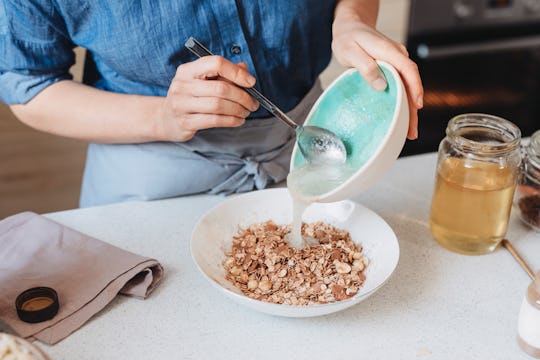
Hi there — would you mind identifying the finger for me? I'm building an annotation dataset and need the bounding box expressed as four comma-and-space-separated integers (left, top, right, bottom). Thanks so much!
187, 79, 259, 111
176, 56, 256, 88
336, 41, 388, 91
234, 63, 260, 109
234, 63, 261, 110
183, 96, 253, 119
383, 55, 421, 139
350, 35, 424, 135
335, 39, 421, 138
354, 35, 424, 109
391, 57, 424, 110
398, 66, 421, 139
182, 113, 246, 131
384, 60, 423, 139
397, 43, 409, 57
406, 93, 419, 140
339, 29, 424, 109
389, 58, 423, 139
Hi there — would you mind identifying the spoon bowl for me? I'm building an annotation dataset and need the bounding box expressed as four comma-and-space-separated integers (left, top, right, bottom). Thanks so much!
296, 125, 346, 164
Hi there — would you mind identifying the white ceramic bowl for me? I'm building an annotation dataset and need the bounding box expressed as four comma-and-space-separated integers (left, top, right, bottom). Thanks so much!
290, 61, 409, 202
191, 188, 399, 317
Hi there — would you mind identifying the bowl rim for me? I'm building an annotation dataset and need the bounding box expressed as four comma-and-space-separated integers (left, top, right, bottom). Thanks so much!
189, 188, 400, 312
289, 61, 405, 202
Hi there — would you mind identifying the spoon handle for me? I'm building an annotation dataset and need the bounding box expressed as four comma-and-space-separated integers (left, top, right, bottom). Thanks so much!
185, 37, 298, 130
502, 239, 535, 280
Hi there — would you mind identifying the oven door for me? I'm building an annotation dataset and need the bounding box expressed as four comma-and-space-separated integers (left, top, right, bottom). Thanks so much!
403, 24, 540, 156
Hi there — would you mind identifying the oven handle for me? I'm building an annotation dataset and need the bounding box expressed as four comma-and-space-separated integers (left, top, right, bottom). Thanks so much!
416, 35, 540, 59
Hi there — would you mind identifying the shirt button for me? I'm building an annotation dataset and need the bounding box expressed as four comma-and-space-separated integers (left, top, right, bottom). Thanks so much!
230, 45, 242, 55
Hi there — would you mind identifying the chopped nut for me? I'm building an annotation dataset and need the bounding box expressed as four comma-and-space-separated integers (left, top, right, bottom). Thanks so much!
230, 266, 242, 276
247, 279, 259, 290
335, 261, 352, 274
247, 261, 258, 272
272, 279, 283, 290
264, 222, 278, 231
352, 259, 365, 271
258, 280, 272, 292
330, 250, 343, 261
331, 284, 351, 301
223, 257, 235, 268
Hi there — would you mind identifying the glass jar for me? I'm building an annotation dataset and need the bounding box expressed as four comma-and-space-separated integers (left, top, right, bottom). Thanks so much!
429, 114, 522, 255
515, 129, 540, 231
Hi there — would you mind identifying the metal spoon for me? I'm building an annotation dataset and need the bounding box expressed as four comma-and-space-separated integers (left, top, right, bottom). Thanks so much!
185, 37, 347, 164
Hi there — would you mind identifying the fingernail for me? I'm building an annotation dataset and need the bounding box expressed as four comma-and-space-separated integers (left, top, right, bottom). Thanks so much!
409, 127, 418, 140
246, 76, 256, 87
373, 76, 387, 91
417, 95, 424, 108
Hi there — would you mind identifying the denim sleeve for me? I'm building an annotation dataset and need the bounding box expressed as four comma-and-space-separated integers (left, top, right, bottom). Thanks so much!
0, 0, 75, 104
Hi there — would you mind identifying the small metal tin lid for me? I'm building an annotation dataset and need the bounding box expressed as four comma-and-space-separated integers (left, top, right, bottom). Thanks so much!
15, 287, 59, 323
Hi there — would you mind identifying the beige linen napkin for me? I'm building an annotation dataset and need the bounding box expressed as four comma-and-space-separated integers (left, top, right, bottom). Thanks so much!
0, 212, 163, 345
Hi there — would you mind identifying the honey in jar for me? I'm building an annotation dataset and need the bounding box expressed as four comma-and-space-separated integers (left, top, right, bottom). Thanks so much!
429, 114, 521, 255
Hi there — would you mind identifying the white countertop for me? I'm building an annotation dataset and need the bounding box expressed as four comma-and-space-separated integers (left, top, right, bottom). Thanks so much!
25, 152, 540, 359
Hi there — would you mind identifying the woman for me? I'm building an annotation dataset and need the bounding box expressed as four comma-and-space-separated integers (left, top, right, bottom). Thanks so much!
0, 0, 423, 206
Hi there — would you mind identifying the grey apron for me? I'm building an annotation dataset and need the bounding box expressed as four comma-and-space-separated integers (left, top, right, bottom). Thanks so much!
79, 80, 323, 207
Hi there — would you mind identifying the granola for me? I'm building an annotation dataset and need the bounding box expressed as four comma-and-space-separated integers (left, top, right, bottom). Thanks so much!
223, 220, 369, 305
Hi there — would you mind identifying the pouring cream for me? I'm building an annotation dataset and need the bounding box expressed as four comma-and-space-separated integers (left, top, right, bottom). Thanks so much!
286, 162, 357, 248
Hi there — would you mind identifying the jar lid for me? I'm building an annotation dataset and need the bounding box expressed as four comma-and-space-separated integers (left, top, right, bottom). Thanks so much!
15, 287, 59, 323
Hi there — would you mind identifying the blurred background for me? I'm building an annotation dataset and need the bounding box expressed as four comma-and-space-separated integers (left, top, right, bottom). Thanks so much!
0, 47, 88, 218
1, 0, 539, 217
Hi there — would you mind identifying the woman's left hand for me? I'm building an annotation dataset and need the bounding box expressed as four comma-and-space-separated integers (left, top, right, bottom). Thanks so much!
332, 3, 424, 140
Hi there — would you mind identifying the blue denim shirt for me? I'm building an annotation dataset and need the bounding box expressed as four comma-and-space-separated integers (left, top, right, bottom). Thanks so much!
0, 1, 335, 206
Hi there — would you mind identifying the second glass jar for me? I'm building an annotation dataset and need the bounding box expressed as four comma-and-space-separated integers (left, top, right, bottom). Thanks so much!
515, 129, 540, 231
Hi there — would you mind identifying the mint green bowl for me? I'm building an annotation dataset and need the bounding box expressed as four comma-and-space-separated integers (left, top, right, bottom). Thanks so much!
290, 61, 409, 202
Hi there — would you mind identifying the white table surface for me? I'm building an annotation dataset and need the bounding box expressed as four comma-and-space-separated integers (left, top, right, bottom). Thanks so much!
21, 152, 540, 359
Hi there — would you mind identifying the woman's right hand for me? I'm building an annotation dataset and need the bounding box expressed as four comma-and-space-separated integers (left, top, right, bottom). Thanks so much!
156, 56, 260, 142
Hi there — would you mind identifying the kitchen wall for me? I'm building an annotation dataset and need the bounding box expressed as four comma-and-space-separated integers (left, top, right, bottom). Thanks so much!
0, 0, 410, 218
